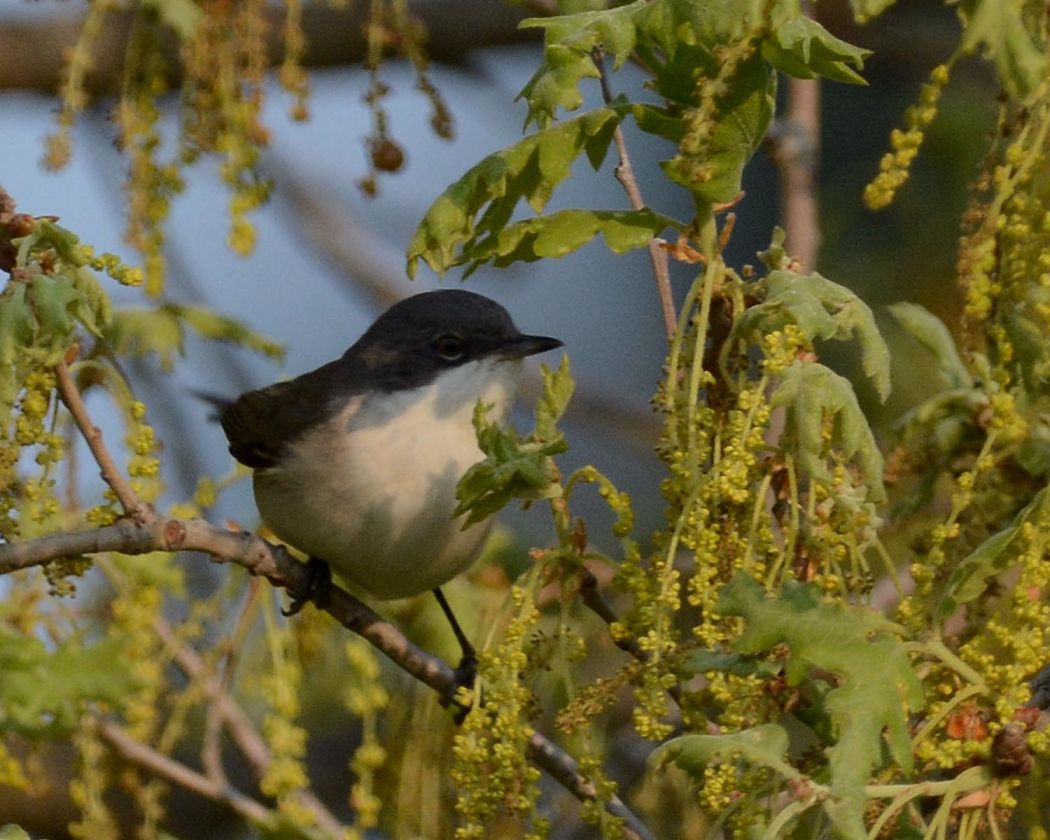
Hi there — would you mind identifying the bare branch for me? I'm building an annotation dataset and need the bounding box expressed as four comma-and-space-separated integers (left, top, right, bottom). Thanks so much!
54, 357, 149, 520
579, 568, 683, 709
591, 48, 677, 340
766, 0, 822, 273
97, 720, 273, 827
152, 595, 347, 839
0, 2, 533, 94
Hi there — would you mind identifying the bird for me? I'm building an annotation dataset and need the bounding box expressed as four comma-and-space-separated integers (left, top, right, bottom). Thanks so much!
207, 289, 562, 682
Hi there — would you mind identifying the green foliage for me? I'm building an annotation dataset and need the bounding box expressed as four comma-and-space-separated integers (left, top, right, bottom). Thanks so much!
733, 262, 891, 400
652, 722, 800, 784
771, 361, 887, 502
407, 107, 627, 276
6, 0, 1050, 838
760, 16, 870, 84
0, 826, 32, 840
0, 627, 139, 737
411, 0, 874, 278
455, 357, 572, 526
715, 575, 923, 838
460, 208, 681, 276
939, 486, 1050, 618
889, 302, 972, 390
105, 303, 283, 371
957, 0, 1048, 98
0, 222, 114, 417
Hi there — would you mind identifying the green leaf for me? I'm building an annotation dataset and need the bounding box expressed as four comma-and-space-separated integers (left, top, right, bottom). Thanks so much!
143, 0, 205, 38
105, 307, 186, 371
462, 208, 681, 275
519, 1, 648, 129
717, 574, 924, 840
736, 269, 891, 401
660, 49, 776, 204
0, 826, 32, 840
0, 284, 35, 413
889, 302, 971, 390
771, 360, 886, 503
169, 304, 283, 359
535, 355, 574, 440
407, 107, 626, 277
958, 0, 1047, 99
0, 629, 140, 736
456, 357, 572, 527
71, 266, 113, 338
939, 487, 1050, 618
847, 0, 897, 23
761, 16, 870, 84
682, 649, 781, 678
26, 273, 86, 351
651, 722, 800, 781
105, 304, 283, 370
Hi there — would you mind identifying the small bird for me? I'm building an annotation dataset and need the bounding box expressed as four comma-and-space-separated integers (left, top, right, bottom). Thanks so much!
210, 289, 562, 678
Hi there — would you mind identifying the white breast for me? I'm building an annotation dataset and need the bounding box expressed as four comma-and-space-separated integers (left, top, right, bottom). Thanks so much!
253, 358, 520, 599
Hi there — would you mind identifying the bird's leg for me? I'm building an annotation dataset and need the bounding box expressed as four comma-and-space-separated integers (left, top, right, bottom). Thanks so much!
433, 587, 477, 692
282, 556, 333, 616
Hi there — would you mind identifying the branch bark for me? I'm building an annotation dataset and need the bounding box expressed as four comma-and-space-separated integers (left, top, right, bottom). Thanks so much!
55, 357, 147, 520
0, 2, 532, 94
765, 0, 822, 272
591, 48, 677, 340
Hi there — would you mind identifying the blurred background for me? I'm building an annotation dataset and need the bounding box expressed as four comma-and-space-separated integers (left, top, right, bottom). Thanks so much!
0, 0, 999, 836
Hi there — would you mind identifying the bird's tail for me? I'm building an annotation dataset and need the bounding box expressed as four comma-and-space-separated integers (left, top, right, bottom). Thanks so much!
192, 390, 233, 421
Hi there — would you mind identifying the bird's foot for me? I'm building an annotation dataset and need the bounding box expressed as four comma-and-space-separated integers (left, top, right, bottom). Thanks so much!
282, 556, 332, 616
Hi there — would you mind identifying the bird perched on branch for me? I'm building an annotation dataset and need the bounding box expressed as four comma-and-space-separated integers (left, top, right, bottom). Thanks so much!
206, 289, 562, 685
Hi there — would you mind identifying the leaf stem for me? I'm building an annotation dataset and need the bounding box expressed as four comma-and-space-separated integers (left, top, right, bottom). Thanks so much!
591, 46, 676, 339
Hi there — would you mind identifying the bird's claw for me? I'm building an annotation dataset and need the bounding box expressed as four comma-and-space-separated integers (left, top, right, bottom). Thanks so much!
282, 556, 332, 616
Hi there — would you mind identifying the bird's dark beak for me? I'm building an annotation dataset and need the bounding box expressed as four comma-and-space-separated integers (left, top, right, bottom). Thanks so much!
501, 334, 563, 359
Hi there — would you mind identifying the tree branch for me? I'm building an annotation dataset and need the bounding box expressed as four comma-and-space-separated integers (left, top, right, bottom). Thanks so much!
765, 2, 822, 271
0, 518, 653, 839
54, 357, 149, 520
151, 596, 348, 839
591, 48, 677, 340
0, 2, 533, 94
96, 720, 274, 827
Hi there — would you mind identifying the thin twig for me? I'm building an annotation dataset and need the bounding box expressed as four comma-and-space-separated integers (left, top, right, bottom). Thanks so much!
579, 568, 683, 708
765, 1, 821, 271
97, 720, 273, 827
201, 580, 261, 787
591, 47, 677, 340
54, 356, 149, 520
152, 597, 347, 839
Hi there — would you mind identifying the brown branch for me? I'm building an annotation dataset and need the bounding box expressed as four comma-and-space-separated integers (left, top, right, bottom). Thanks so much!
766, 3, 822, 272
151, 597, 347, 839
0, 518, 654, 840
591, 47, 677, 340
0, 3, 534, 94
97, 720, 274, 827
54, 357, 149, 520
579, 568, 683, 709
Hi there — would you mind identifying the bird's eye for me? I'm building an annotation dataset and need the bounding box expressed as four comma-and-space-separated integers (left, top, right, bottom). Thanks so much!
434, 333, 466, 360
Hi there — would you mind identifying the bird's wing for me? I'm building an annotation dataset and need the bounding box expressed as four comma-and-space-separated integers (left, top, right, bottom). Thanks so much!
218, 359, 353, 470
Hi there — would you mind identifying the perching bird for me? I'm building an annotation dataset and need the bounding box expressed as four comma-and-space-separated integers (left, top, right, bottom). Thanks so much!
208, 289, 562, 679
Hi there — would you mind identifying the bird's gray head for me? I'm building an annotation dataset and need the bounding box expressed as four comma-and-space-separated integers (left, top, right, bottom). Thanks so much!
347, 289, 562, 392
